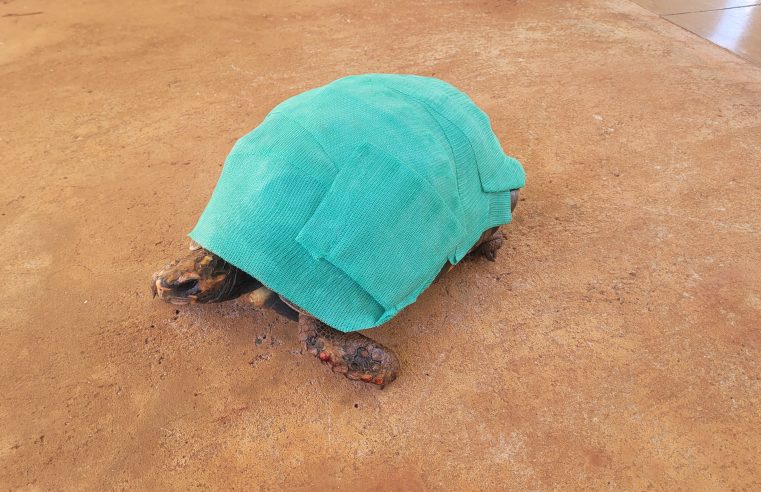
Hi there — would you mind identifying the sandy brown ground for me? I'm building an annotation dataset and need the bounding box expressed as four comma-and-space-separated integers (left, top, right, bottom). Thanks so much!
2, 0, 761, 489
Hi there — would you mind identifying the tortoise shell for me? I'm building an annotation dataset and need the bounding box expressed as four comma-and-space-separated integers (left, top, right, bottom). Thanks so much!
190, 74, 525, 332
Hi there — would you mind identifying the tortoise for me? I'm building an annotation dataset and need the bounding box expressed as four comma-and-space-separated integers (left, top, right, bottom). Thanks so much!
151, 74, 525, 387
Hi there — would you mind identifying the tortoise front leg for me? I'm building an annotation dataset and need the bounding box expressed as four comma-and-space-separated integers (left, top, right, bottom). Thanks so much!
297, 315, 400, 386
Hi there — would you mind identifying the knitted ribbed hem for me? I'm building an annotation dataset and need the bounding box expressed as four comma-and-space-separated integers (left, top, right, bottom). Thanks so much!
486, 191, 513, 229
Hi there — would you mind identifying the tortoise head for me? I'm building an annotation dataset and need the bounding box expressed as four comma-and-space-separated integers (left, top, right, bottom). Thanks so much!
151, 248, 254, 304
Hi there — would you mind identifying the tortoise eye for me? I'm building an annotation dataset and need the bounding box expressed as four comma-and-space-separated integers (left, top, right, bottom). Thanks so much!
175, 279, 200, 294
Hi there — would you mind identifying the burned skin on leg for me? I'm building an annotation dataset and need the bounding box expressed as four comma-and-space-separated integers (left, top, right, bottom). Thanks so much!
297, 315, 400, 386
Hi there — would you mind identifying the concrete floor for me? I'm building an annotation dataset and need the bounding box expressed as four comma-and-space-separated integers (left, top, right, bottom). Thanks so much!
2, 0, 761, 489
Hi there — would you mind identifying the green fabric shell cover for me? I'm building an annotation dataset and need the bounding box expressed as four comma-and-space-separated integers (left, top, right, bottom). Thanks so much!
190, 74, 525, 332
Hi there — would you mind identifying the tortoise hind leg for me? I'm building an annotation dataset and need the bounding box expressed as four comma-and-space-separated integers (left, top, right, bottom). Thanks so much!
471, 228, 505, 262
297, 315, 399, 386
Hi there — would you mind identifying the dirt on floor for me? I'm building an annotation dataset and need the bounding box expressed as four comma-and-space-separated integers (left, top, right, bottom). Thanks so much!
2, 0, 760, 489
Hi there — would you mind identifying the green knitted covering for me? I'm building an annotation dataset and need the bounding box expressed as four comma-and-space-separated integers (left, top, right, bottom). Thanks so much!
190, 74, 525, 332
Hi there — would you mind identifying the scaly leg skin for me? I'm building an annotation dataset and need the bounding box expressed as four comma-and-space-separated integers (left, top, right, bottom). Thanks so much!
472, 228, 505, 262
298, 315, 400, 387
